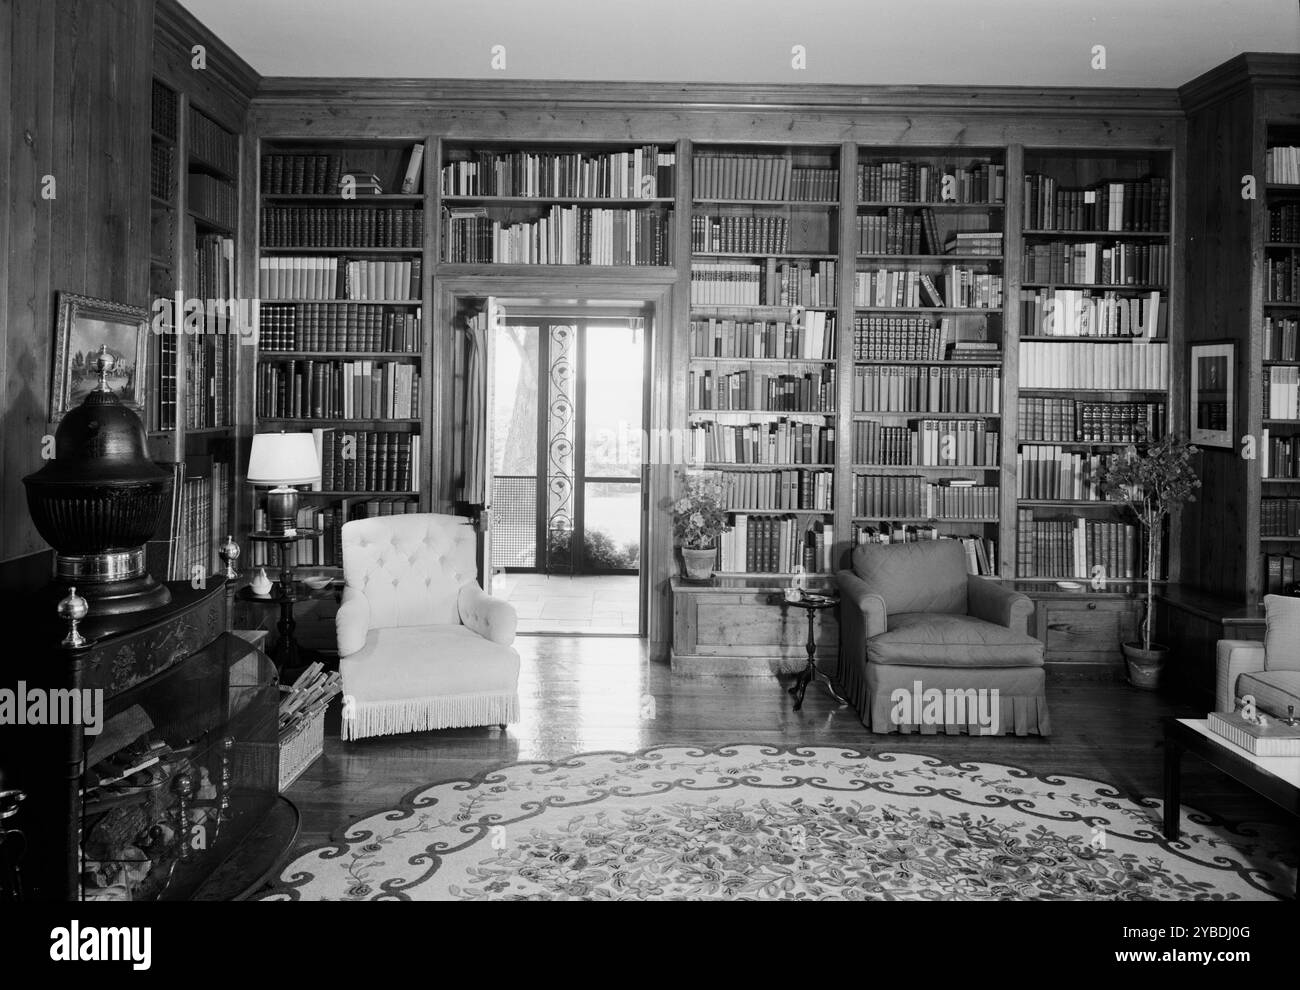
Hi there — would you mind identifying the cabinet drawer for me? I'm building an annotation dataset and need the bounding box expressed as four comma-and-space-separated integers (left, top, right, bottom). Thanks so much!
1037, 600, 1137, 663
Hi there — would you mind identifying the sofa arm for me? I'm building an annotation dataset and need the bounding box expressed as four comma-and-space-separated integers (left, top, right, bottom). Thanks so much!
335, 585, 371, 658
837, 569, 887, 639
458, 582, 517, 647
967, 575, 1034, 635
1215, 640, 1267, 713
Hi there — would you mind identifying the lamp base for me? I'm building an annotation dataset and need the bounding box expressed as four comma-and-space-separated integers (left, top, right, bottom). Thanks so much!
265, 487, 299, 535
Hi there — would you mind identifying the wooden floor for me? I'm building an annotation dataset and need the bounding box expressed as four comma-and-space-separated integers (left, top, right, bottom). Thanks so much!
287, 636, 1298, 858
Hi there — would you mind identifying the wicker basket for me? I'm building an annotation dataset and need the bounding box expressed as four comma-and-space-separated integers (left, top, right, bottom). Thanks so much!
278, 707, 326, 791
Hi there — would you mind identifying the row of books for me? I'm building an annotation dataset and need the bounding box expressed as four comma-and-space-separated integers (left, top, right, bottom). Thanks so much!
689, 368, 837, 412
1017, 445, 1123, 500
852, 475, 998, 520
183, 331, 231, 430
151, 79, 177, 140
1263, 316, 1300, 362
1266, 253, 1299, 302
851, 316, 956, 361
1266, 366, 1300, 419
258, 303, 422, 353
314, 428, 420, 492
853, 527, 997, 575
1266, 146, 1300, 186
260, 207, 424, 248
688, 314, 835, 360
441, 207, 671, 265
183, 231, 235, 429
1264, 552, 1300, 594
851, 419, 999, 466
188, 174, 237, 230
945, 232, 1004, 257
689, 260, 836, 306
1022, 241, 1169, 286
686, 419, 835, 465
1017, 398, 1166, 444
1020, 288, 1165, 338
691, 214, 795, 254
1022, 174, 1170, 232
1261, 497, 1300, 537
1016, 511, 1139, 580
691, 156, 838, 202
852, 364, 1001, 414
715, 517, 834, 574
1268, 203, 1300, 242
713, 469, 833, 511
151, 144, 174, 200
147, 455, 231, 582
257, 256, 422, 300
256, 359, 421, 420
154, 333, 178, 431
248, 498, 419, 567
856, 161, 1006, 205
188, 108, 238, 175
441, 147, 675, 198
1019, 340, 1169, 390
1262, 429, 1300, 478
855, 209, 932, 256
852, 268, 1003, 309
260, 153, 343, 195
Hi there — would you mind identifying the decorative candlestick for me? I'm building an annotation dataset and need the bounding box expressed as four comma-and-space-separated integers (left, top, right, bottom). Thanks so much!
218, 535, 240, 580
173, 770, 193, 861
57, 586, 88, 648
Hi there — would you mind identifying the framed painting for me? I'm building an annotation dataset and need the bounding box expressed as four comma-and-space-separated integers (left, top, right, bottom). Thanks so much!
51, 292, 149, 421
1189, 341, 1234, 449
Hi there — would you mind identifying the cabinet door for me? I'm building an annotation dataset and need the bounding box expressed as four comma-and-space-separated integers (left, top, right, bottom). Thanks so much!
1036, 599, 1137, 663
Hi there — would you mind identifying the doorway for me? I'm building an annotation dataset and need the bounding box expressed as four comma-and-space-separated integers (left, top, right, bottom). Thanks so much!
488, 315, 646, 635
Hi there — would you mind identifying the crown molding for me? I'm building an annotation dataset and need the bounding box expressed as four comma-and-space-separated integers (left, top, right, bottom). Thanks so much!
1179, 52, 1300, 112
156, 0, 260, 109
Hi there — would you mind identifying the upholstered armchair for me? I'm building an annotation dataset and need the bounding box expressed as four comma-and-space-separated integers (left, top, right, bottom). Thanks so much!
837, 540, 1050, 736
1216, 595, 1300, 719
336, 513, 520, 741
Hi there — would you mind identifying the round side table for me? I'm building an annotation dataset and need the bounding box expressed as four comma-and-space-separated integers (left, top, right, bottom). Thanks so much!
779, 593, 848, 712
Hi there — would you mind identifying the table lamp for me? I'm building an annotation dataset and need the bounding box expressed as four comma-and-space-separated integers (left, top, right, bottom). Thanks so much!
247, 432, 320, 535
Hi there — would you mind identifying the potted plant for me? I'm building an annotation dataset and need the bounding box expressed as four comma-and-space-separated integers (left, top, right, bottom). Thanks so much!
1094, 433, 1201, 689
671, 472, 729, 581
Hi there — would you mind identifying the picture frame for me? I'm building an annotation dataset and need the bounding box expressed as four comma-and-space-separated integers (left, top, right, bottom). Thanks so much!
1189, 341, 1234, 449
51, 292, 149, 421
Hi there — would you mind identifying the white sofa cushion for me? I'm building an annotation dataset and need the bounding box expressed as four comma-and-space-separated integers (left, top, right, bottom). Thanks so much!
1263, 595, 1300, 672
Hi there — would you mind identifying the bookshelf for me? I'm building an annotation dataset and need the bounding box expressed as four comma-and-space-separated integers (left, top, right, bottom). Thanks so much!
438, 142, 677, 267
145, 77, 240, 587
687, 144, 842, 576
253, 138, 431, 572
849, 148, 1006, 577
1013, 149, 1173, 588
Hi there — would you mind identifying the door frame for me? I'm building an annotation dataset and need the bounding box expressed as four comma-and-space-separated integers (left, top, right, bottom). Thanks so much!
435, 272, 676, 644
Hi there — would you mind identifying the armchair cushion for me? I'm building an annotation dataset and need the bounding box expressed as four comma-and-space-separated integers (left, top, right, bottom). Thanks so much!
1263, 595, 1300, 672
867, 612, 1046, 667
1215, 640, 1267, 713
1236, 671, 1300, 720
966, 575, 1034, 635
335, 585, 371, 658
851, 540, 968, 616
458, 581, 517, 646
340, 624, 520, 740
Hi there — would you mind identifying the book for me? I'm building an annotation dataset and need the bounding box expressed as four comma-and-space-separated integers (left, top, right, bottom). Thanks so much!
401, 143, 424, 194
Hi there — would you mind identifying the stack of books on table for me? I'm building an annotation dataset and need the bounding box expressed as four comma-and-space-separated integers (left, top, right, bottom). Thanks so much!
1206, 709, 1300, 756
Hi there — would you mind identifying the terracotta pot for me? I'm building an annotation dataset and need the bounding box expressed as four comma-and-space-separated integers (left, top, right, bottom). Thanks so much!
1121, 641, 1168, 690
680, 547, 716, 581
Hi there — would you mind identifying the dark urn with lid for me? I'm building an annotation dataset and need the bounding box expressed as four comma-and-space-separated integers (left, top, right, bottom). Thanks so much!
23, 345, 171, 615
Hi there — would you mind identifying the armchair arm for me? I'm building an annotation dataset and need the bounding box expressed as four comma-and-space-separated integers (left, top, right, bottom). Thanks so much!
1215, 640, 1267, 714
335, 585, 371, 658
837, 569, 888, 639
967, 575, 1034, 635
458, 582, 517, 647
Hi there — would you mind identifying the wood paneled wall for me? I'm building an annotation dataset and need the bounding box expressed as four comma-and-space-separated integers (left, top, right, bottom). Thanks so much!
1, 0, 153, 569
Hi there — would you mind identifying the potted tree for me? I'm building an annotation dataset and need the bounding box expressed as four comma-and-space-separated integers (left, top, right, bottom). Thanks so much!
1094, 433, 1201, 689
671, 471, 729, 581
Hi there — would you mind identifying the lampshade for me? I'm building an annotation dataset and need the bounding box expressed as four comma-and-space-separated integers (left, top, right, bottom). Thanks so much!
247, 432, 320, 486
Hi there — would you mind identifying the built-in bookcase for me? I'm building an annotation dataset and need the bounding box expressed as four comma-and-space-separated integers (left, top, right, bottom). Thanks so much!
1259, 126, 1300, 592
145, 77, 239, 584
253, 138, 431, 571
849, 148, 1006, 576
687, 144, 841, 576
438, 142, 677, 267
1014, 149, 1173, 585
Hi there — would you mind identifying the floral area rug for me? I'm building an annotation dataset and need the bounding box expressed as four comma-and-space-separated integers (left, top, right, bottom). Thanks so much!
261, 744, 1296, 901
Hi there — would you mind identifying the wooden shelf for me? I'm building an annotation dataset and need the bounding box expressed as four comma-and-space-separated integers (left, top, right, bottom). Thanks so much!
188, 210, 235, 236
853, 358, 1000, 366
688, 408, 835, 416
257, 416, 421, 424
443, 194, 673, 205
260, 246, 421, 254
693, 251, 838, 260
693, 199, 839, 207
856, 253, 1001, 261
854, 306, 1002, 314
1022, 229, 1170, 238
851, 516, 997, 523
852, 411, 1000, 419
857, 201, 1003, 209
1017, 499, 1124, 507
853, 464, 997, 471
1021, 282, 1166, 291
1019, 335, 1165, 342
260, 351, 421, 360
261, 299, 420, 305
263, 193, 425, 203
700, 463, 834, 470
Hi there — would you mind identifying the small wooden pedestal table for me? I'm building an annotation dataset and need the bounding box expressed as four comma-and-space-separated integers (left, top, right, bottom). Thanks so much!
1162, 717, 1300, 899
240, 528, 323, 682
780, 593, 847, 712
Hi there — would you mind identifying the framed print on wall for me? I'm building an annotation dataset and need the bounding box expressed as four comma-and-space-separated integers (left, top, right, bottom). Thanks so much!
1190, 341, 1234, 448
51, 292, 149, 421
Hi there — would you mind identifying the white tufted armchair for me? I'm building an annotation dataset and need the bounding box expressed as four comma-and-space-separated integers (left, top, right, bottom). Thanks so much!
336, 513, 520, 741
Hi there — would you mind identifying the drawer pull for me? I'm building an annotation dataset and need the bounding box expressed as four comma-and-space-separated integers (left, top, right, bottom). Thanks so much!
1087, 602, 1097, 610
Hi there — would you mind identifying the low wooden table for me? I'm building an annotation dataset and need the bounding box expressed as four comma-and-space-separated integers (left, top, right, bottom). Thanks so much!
1162, 717, 1300, 898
